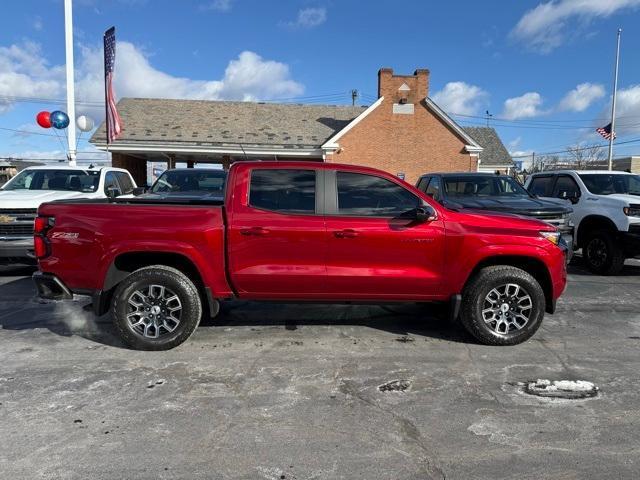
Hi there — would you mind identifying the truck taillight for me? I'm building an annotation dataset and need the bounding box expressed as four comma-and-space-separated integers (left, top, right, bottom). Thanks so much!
34, 236, 49, 259
34, 216, 54, 259
34, 216, 54, 234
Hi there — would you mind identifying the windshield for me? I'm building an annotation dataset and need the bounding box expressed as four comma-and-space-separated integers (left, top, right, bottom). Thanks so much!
443, 175, 529, 197
579, 173, 640, 196
150, 170, 227, 194
2, 169, 100, 192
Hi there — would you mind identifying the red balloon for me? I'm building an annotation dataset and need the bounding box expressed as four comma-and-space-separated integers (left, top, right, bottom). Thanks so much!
36, 111, 51, 129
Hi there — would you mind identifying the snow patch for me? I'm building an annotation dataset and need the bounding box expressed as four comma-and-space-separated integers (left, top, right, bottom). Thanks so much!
524, 379, 598, 399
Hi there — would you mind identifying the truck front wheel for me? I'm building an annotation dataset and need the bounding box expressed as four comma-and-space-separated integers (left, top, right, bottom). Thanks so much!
111, 265, 203, 350
583, 230, 625, 275
460, 266, 545, 346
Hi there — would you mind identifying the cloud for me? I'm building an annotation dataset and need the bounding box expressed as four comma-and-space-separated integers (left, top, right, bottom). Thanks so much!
610, 84, 640, 135
508, 137, 522, 149
199, 0, 232, 12
511, 0, 640, 53
558, 82, 605, 112
33, 16, 43, 31
284, 7, 327, 29
0, 40, 305, 118
502, 92, 544, 120
0, 42, 64, 113
432, 82, 489, 115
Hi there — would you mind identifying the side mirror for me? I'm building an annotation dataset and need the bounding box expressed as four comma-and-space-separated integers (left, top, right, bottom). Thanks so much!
414, 206, 437, 222
132, 187, 146, 196
106, 186, 121, 199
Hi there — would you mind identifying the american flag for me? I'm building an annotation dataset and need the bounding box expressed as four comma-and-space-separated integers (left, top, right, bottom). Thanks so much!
596, 122, 616, 140
104, 27, 122, 144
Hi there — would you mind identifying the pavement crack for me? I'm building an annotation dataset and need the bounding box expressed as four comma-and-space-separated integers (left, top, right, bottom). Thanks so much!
338, 379, 445, 480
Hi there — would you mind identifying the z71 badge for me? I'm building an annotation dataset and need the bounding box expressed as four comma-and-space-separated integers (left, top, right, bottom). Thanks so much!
51, 232, 79, 239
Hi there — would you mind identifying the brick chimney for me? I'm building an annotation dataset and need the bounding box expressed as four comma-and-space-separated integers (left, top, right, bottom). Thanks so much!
377, 68, 430, 103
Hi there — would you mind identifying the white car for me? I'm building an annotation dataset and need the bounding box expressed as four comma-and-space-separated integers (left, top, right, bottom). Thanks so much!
0, 165, 137, 264
525, 170, 640, 274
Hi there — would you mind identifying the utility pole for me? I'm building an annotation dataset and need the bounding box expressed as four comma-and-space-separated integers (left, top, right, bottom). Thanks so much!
351, 89, 358, 106
608, 28, 622, 171
64, 0, 77, 166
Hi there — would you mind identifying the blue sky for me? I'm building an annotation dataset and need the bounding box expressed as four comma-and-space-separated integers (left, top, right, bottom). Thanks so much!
2, 0, 640, 165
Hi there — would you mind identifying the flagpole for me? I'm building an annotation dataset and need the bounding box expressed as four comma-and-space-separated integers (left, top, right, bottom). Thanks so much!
608, 28, 622, 171
103, 28, 111, 152
64, 0, 77, 167
64, 0, 76, 167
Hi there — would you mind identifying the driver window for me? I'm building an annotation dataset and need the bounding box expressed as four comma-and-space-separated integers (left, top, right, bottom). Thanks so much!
336, 172, 420, 217
104, 172, 121, 196
425, 176, 441, 201
552, 175, 580, 199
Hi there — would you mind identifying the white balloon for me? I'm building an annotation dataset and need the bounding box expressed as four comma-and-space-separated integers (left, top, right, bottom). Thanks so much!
76, 115, 95, 132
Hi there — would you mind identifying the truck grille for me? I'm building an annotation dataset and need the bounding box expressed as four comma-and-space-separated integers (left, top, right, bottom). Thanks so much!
0, 208, 37, 222
0, 208, 38, 215
0, 224, 33, 235
532, 213, 572, 233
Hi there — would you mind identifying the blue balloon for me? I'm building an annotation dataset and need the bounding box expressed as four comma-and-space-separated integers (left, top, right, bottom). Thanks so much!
50, 110, 70, 129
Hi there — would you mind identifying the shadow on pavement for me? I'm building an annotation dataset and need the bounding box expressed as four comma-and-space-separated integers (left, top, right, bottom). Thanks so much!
0, 275, 472, 348
202, 301, 473, 344
567, 254, 640, 277
0, 265, 37, 278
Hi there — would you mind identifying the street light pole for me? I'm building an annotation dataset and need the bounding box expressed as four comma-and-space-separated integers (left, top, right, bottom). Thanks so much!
64, 0, 77, 167
608, 28, 622, 171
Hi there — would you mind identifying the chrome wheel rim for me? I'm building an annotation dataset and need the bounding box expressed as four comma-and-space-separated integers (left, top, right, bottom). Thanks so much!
482, 283, 533, 335
586, 238, 607, 268
126, 284, 182, 339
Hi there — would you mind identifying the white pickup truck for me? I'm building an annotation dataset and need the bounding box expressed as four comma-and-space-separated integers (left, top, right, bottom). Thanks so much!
525, 170, 640, 274
0, 165, 137, 264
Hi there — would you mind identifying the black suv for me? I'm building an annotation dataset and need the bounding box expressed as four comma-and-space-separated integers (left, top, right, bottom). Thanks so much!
416, 172, 574, 256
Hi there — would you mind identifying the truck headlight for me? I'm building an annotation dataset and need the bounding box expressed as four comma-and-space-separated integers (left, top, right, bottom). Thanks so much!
623, 205, 640, 217
540, 231, 561, 245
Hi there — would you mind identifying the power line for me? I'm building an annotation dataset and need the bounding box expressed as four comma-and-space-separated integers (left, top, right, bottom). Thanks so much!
511, 137, 640, 158
0, 126, 93, 141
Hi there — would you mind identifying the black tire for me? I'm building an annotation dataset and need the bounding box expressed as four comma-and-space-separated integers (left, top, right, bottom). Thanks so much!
460, 266, 545, 346
583, 230, 625, 275
111, 265, 203, 350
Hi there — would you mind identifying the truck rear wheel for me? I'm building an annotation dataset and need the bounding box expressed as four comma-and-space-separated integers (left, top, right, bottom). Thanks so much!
111, 265, 203, 350
583, 230, 625, 275
460, 266, 545, 346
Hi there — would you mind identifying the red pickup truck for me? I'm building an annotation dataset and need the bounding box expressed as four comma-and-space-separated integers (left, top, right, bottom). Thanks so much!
33, 161, 567, 350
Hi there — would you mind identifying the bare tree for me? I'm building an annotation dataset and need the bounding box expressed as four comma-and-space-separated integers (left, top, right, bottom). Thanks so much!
566, 144, 606, 169
535, 154, 560, 172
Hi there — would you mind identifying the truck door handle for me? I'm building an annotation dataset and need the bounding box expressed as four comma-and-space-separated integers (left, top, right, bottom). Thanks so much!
240, 227, 269, 236
334, 229, 358, 238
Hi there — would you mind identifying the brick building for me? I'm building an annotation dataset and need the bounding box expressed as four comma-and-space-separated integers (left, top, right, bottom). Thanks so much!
91, 67, 512, 186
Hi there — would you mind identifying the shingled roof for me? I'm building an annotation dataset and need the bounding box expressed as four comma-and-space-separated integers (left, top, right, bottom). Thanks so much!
462, 127, 513, 167
90, 98, 367, 149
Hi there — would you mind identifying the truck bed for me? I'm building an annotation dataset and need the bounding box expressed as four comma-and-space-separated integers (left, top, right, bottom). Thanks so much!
37, 201, 230, 296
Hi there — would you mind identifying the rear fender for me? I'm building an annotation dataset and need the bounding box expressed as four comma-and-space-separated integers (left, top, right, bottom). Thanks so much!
100, 240, 232, 299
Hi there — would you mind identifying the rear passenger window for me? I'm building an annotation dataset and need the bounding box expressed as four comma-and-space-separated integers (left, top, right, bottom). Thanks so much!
336, 172, 420, 217
528, 176, 553, 196
249, 169, 316, 214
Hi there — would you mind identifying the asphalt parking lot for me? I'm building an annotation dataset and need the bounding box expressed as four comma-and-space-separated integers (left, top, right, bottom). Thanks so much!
1, 258, 639, 480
